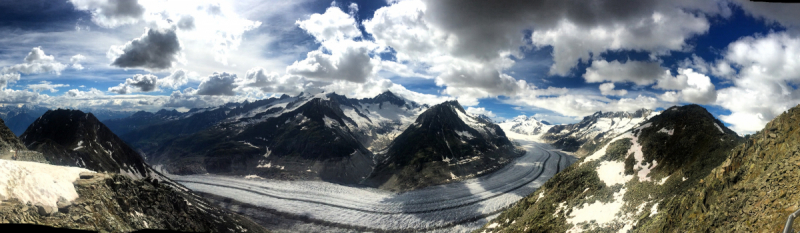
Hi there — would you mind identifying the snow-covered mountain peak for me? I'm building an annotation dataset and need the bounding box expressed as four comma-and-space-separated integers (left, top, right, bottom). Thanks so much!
542, 109, 659, 156
498, 115, 553, 138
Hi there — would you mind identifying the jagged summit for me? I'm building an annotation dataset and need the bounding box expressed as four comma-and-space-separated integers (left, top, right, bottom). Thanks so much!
21, 109, 150, 179
361, 91, 406, 106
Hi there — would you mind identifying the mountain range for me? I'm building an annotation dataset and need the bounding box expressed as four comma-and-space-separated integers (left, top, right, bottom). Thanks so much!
498, 115, 553, 139
0, 105, 134, 136
541, 109, 657, 156
107, 91, 520, 191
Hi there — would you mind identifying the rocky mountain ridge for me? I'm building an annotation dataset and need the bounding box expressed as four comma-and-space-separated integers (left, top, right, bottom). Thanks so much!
0, 169, 267, 233
478, 104, 742, 232
542, 108, 657, 156
661, 104, 800, 231
366, 101, 523, 191
21, 110, 151, 179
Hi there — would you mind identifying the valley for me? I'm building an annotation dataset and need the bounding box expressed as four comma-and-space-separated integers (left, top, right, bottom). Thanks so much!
163, 132, 575, 232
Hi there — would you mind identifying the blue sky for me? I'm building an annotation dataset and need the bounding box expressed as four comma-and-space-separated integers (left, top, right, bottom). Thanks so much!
1, 0, 800, 134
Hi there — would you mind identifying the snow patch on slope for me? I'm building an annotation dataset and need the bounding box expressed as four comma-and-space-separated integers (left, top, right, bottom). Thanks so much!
73, 140, 84, 151
0, 160, 93, 210
566, 188, 627, 232
713, 123, 724, 134
628, 134, 655, 182
581, 135, 627, 165
596, 161, 631, 186
657, 128, 674, 136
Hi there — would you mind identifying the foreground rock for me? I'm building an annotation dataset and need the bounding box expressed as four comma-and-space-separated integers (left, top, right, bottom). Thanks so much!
0, 118, 46, 162
0, 172, 267, 233
667, 104, 800, 232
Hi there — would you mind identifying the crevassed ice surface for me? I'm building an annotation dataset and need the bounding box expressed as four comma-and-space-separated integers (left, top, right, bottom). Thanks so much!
169, 131, 575, 232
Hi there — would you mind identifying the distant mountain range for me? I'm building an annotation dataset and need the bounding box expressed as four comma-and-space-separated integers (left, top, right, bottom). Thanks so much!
498, 115, 553, 139
0, 105, 134, 136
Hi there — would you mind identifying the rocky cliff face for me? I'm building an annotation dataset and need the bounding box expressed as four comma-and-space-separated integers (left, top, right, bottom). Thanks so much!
478, 105, 741, 232
366, 101, 523, 191
660, 104, 800, 232
0, 118, 45, 162
0, 118, 26, 153
0, 172, 267, 233
21, 109, 151, 179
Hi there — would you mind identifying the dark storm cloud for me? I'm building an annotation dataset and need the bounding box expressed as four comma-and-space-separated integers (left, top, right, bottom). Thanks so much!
94, 0, 144, 19
421, 0, 718, 61
196, 72, 238, 96
0, 0, 89, 30
110, 27, 182, 70
108, 74, 158, 94
68, 0, 145, 27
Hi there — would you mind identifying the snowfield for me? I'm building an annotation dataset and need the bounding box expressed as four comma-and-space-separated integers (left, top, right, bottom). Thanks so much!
168, 133, 575, 232
0, 159, 93, 210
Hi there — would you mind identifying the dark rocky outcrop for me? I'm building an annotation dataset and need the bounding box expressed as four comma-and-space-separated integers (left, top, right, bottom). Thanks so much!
21, 109, 150, 178
662, 104, 800, 232
0, 117, 46, 162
